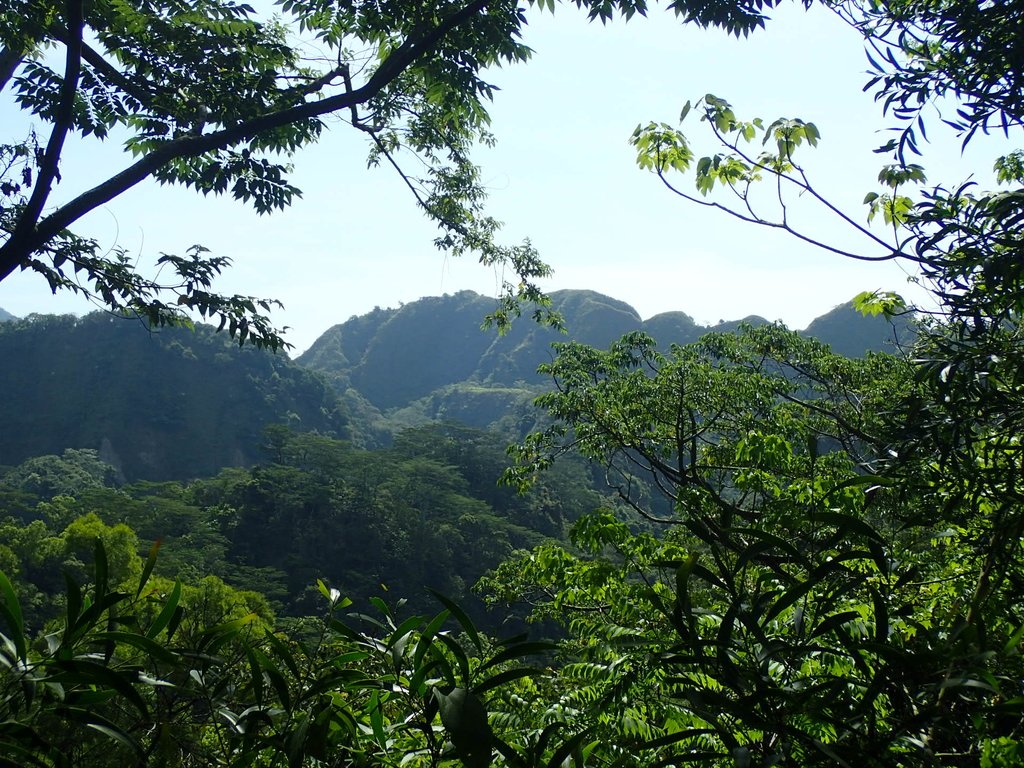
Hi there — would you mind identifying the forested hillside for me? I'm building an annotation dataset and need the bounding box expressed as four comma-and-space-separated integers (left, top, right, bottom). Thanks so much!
1, 0, 1022, 763
300, 289, 913, 399
300, 289, 912, 437
0, 293, 909, 475
0, 292, 911, 624
0, 314, 347, 481
0, 425, 600, 628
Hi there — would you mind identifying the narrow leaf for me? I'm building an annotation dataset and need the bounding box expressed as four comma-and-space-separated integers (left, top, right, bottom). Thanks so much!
428, 590, 483, 653
0, 571, 25, 661
136, 539, 162, 599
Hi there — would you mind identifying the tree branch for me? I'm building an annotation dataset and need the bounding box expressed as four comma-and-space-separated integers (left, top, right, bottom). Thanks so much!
655, 169, 907, 263
0, 47, 22, 94
0, 0, 491, 280
285, 64, 348, 100
49, 23, 159, 109
4, 0, 84, 267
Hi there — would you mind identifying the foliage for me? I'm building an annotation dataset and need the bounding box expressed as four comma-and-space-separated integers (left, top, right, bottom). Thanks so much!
483, 0, 1024, 765
829, 0, 1024, 155
1, 0, 795, 345
6, 1, 1024, 765
0, 540, 554, 767
196, 427, 594, 621
0, 449, 117, 501
0, 424, 601, 630
0, 313, 348, 480
493, 326, 1006, 765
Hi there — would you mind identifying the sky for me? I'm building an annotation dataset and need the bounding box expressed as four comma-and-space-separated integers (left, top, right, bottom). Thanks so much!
0, 2, 1002, 354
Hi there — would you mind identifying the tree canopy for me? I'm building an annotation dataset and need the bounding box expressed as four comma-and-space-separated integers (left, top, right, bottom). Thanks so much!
3, 1, 1024, 766
488, 0, 1024, 763
0, 0, 801, 347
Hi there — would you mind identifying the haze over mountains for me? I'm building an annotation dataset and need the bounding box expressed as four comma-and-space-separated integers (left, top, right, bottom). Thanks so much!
0, 289, 911, 481
299, 289, 911, 401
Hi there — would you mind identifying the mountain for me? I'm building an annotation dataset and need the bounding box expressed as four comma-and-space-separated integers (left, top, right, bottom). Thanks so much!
801, 302, 914, 358
0, 307, 15, 322
0, 293, 913, 475
0, 314, 347, 481
299, 289, 913, 441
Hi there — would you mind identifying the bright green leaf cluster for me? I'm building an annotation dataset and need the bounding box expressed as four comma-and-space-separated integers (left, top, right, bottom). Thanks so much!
631, 122, 693, 173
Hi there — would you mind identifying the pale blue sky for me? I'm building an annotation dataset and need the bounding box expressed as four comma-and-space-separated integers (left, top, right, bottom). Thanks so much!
0, 2, 1000, 352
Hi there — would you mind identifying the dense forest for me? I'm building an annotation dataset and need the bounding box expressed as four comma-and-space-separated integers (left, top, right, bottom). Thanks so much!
0, 290, 910, 473
3, 0, 1024, 766
0, 314, 348, 480
0, 424, 602, 627
0, 291, 903, 620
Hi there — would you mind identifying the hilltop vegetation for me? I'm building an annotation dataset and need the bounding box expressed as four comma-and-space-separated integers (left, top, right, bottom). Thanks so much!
300, 289, 912, 406
0, 313, 348, 481
0, 292, 910, 479
299, 289, 912, 442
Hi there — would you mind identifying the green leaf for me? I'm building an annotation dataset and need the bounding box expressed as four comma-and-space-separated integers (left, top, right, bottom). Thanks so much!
286, 712, 311, 768
329, 617, 361, 641
0, 571, 25, 661
436, 632, 472, 688
492, 736, 527, 768
245, 645, 265, 705
265, 629, 301, 679
478, 640, 555, 673
413, 610, 451, 669
811, 510, 884, 542
640, 728, 717, 750
197, 612, 260, 653
93, 538, 109, 600
852, 290, 907, 318
1003, 622, 1024, 656
870, 588, 889, 643
77, 716, 144, 760
368, 689, 387, 748
368, 596, 393, 620
136, 539, 162, 599
428, 590, 483, 653
146, 580, 182, 639
434, 687, 493, 768
810, 611, 862, 639
0, 737, 51, 768
473, 667, 544, 697
92, 631, 177, 665
65, 572, 83, 633
53, 660, 150, 718
545, 727, 593, 768
253, 646, 293, 710
388, 613, 427, 654
763, 579, 818, 625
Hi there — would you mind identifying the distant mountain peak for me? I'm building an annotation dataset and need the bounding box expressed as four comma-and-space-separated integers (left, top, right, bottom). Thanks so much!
298, 290, 913, 423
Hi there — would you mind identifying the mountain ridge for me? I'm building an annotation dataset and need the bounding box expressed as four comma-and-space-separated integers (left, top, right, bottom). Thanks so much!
295, 288, 913, 443
0, 291, 913, 480
299, 288, 912, 402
